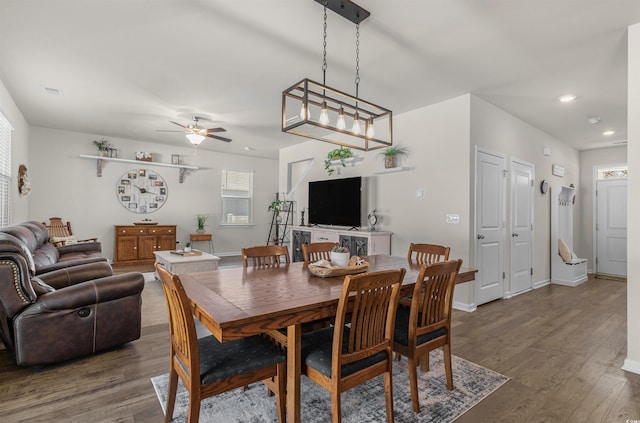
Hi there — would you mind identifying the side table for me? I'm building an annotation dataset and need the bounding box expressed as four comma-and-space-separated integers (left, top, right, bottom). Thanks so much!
190, 233, 214, 253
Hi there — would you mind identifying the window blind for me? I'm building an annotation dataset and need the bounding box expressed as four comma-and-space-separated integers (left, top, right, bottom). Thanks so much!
0, 112, 13, 226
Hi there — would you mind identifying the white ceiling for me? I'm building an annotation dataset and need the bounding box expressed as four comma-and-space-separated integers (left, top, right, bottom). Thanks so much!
1, 0, 639, 159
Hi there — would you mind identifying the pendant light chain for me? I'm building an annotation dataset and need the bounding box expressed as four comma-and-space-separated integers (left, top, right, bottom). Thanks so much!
322, 2, 328, 85
355, 23, 360, 99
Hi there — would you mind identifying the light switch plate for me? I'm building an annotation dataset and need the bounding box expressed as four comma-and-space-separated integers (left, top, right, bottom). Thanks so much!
446, 214, 460, 224
416, 189, 424, 198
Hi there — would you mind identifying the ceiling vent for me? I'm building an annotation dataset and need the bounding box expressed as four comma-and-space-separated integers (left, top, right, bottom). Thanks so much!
42, 86, 63, 96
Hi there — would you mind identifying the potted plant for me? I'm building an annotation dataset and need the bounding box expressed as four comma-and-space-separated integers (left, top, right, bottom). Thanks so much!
330, 245, 350, 267
196, 215, 208, 233
93, 138, 111, 156
184, 241, 192, 253
323, 147, 353, 175
378, 145, 409, 169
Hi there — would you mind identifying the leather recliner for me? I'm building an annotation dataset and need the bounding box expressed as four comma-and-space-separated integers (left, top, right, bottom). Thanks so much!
0, 232, 144, 366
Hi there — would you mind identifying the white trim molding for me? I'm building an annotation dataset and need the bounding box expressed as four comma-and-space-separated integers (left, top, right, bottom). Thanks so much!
622, 358, 640, 375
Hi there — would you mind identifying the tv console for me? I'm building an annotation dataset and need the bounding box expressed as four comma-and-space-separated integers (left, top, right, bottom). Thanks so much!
290, 225, 392, 263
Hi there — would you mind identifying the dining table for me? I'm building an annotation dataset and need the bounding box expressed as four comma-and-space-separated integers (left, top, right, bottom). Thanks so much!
177, 254, 476, 423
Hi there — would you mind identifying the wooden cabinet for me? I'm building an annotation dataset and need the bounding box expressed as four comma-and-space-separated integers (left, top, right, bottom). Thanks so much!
289, 226, 392, 263
114, 225, 177, 266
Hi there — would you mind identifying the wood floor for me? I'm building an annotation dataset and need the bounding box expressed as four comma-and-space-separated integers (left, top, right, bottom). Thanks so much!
1, 272, 638, 422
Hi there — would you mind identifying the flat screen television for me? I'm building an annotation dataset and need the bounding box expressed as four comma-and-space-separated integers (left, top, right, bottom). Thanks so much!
308, 176, 362, 227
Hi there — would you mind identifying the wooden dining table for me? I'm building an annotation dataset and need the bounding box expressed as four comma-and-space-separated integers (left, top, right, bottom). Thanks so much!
178, 254, 476, 423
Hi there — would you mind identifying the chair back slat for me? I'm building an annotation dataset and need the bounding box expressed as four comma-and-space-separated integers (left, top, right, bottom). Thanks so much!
242, 245, 290, 268
336, 269, 405, 366
410, 260, 462, 337
302, 242, 339, 265
47, 217, 72, 238
407, 243, 450, 264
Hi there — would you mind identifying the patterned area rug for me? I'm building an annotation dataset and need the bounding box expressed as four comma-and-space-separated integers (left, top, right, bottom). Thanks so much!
151, 350, 508, 422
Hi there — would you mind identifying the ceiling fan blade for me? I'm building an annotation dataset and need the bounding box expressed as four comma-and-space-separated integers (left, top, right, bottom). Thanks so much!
207, 134, 232, 142
156, 129, 183, 133
205, 127, 226, 134
169, 121, 187, 128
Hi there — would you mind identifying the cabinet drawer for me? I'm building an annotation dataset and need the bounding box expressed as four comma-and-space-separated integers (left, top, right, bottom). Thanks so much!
118, 226, 149, 235
149, 226, 175, 235
312, 230, 339, 243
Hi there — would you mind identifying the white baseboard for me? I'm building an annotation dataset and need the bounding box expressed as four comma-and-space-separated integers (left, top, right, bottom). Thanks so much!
622, 358, 640, 375
533, 279, 550, 289
453, 300, 476, 313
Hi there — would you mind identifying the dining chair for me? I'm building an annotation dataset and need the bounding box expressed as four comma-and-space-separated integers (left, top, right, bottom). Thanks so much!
155, 263, 287, 423
301, 241, 339, 265
393, 259, 462, 413
407, 243, 450, 264
242, 245, 290, 267
301, 268, 406, 423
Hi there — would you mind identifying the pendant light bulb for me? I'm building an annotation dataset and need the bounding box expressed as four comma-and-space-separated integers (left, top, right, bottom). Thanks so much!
352, 112, 362, 135
319, 101, 330, 126
336, 107, 346, 130
299, 103, 310, 120
366, 118, 375, 139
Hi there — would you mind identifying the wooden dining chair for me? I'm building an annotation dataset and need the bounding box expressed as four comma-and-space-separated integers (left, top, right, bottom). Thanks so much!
301, 241, 339, 265
393, 259, 462, 413
407, 243, 450, 264
301, 268, 406, 423
242, 245, 290, 267
155, 263, 287, 423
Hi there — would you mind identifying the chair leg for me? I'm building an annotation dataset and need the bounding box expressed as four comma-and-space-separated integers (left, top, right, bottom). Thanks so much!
275, 362, 286, 423
187, 391, 202, 423
443, 344, 454, 390
165, 370, 178, 423
419, 351, 430, 372
408, 357, 420, 413
395, 351, 402, 361
331, 386, 342, 423
384, 370, 395, 423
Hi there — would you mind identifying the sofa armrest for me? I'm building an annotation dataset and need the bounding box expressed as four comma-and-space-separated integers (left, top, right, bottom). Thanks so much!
36, 261, 113, 289
57, 241, 102, 254
34, 273, 144, 311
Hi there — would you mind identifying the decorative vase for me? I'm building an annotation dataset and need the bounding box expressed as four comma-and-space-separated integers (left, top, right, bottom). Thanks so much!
384, 155, 397, 169
330, 251, 350, 267
196, 229, 205, 234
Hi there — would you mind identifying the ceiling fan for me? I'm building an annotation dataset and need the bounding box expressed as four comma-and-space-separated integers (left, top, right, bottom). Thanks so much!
158, 115, 232, 145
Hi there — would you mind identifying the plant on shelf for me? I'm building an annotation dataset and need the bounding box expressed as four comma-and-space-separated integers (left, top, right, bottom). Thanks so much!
378, 145, 409, 169
196, 215, 208, 233
268, 193, 288, 214
93, 138, 111, 156
323, 147, 353, 175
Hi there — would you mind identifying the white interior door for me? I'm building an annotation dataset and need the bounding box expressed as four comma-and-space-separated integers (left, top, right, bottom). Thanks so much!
510, 159, 534, 294
596, 179, 627, 277
475, 149, 505, 305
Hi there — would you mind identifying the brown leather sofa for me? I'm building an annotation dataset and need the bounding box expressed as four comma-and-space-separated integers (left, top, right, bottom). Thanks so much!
0, 221, 106, 275
0, 230, 144, 366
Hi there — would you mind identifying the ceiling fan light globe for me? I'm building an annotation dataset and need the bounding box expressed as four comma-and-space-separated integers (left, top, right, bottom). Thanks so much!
186, 133, 205, 145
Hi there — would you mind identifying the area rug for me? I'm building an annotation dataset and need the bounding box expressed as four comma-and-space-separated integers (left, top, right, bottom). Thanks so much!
151, 350, 508, 422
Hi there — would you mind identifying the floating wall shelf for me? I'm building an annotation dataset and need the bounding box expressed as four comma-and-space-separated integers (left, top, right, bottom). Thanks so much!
79, 155, 199, 183
372, 166, 414, 174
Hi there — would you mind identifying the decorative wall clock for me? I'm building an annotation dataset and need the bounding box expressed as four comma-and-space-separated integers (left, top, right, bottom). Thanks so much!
116, 169, 168, 214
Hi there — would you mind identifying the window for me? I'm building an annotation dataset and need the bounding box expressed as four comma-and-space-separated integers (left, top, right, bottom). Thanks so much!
597, 165, 627, 180
0, 112, 12, 226
221, 169, 253, 225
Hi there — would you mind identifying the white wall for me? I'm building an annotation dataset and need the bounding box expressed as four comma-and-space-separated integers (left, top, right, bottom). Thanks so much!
624, 22, 640, 374
470, 96, 581, 288
0, 79, 30, 222
579, 146, 627, 270
27, 127, 278, 260
280, 95, 474, 306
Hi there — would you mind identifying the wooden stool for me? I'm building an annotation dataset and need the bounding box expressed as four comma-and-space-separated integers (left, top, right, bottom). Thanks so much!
190, 233, 214, 253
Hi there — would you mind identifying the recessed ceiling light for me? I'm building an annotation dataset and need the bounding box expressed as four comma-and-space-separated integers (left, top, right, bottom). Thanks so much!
603, 130, 615, 136
558, 94, 577, 103
587, 116, 600, 124
42, 86, 63, 96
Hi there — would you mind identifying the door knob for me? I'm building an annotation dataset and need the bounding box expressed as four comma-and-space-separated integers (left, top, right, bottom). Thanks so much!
512, 233, 519, 237
477, 234, 485, 239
